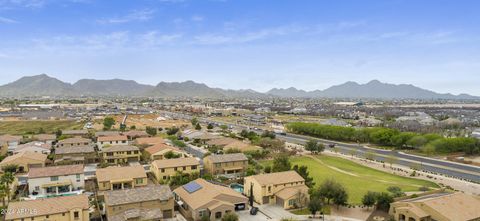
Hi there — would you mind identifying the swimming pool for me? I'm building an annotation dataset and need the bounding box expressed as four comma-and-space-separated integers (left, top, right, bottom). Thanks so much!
230, 183, 244, 193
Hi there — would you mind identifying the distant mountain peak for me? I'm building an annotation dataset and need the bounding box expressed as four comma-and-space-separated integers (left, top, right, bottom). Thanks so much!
0, 75, 477, 100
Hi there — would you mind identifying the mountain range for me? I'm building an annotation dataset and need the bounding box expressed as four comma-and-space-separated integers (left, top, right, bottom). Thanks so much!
0, 74, 476, 100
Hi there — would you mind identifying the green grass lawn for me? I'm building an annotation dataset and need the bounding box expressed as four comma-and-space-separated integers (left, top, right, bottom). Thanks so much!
0, 120, 83, 135
261, 155, 439, 205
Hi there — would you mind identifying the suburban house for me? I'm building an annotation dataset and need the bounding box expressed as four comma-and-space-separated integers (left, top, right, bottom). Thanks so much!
27, 164, 85, 197
95, 131, 121, 138
33, 134, 56, 145
101, 145, 140, 165
104, 185, 175, 221
97, 135, 129, 150
145, 143, 188, 160
13, 141, 51, 154
203, 153, 248, 178
173, 178, 248, 221
4, 194, 90, 221
96, 165, 147, 191
55, 145, 98, 165
123, 130, 149, 140
57, 137, 92, 148
389, 192, 480, 221
62, 130, 89, 137
0, 151, 47, 173
151, 157, 200, 182
243, 170, 309, 209
135, 137, 166, 146
0, 135, 22, 152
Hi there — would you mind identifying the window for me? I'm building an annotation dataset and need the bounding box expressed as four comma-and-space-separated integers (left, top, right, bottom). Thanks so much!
35, 186, 40, 191
74, 211, 79, 219
182, 166, 186, 170
199, 210, 207, 218
268, 186, 271, 192
134, 150, 139, 154
136, 178, 143, 185
106, 152, 114, 156
122, 140, 126, 143
62, 213, 65, 216
31, 218, 34, 220
163, 176, 167, 180
191, 165, 197, 170
161, 168, 165, 172
288, 199, 296, 206
76, 174, 81, 182
127, 151, 131, 155
46, 215, 49, 218
174, 167, 178, 171
50, 176, 59, 181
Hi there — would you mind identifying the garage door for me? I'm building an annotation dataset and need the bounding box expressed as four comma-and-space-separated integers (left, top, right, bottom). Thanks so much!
262, 196, 269, 204
276, 197, 284, 207
163, 209, 173, 218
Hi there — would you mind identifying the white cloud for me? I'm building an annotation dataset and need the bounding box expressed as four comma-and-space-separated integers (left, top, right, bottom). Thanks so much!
193, 25, 305, 45
191, 15, 204, 22
97, 9, 155, 24
0, 0, 46, 9
0, 16, 17, 23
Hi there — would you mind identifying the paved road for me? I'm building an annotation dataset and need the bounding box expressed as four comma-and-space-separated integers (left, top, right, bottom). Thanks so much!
159, 110, 480, 183
277, 133, 480, 183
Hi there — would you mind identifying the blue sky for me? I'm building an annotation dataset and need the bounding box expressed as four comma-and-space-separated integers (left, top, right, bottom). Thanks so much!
0, 0, 479, 95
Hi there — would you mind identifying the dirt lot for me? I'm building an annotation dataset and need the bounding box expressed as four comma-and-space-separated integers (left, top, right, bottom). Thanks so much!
93, 114, 189, 130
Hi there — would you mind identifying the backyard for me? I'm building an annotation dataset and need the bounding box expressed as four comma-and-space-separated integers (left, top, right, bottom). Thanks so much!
261, 155, 439, 204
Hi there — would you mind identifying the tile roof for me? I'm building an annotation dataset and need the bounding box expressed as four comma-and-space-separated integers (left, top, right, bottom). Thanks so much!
102, 145, 139, 152
58, 137, 91, 144
397, 192, 480, 221
96, 165, 147, 182
0, 135, 22, 142
135, 137, 165, 145
5, 194, 89, 220
145, 143, 180, 155
104, 185, 173, 206
205, 153, 248, 163
0, 151, 47, 165
62, 130, 88, 135
28, 164, 84, 178
108, 208, 163, 221
55, 145, 95, 154
95, 131, 121, 137
97, 135, 128, 142
174, 178, 247, 210
152, 157, 200, 169
123, 130, 149, 137
34, 134, 56, 141
275, 185, 309, 200
247, 170, 305, 185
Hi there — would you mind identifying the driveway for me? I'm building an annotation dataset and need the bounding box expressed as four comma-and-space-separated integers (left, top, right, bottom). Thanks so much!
257, 204, 302, 221
237, 209, 269, 221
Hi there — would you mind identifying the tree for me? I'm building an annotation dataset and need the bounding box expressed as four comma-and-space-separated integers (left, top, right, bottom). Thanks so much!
272, 154, 291, 172
305, 139, 324, 154
261, 130, 276, 139
1, 164, 18, 174
387, 186, 405, 198
191, 117, 199, 127
207, 123, 214, 130
130, 125, 136, 130
332, 185, 348, 209
313, 179, 342, 204
362, 191, 377, 210
0, 183, 7, 207
195, 123, 202, 130
308, 197, 323, 218
385, 155, 398, 168
376, 192, 394, 211
264, 165, 271, 173
55, 129, 62, 138
164, 151, 181, 159
166, 127, 179, 135
103, 116, 115, 130
146, 126, 157, 136
119, 123, 126, 132
221, 213, 238, 221
1, 172, 15, 201
292, 165, 315, 188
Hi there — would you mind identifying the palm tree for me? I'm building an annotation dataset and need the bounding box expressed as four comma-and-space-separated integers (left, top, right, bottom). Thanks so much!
1, 172, 15, 201
0, 183, 7, 207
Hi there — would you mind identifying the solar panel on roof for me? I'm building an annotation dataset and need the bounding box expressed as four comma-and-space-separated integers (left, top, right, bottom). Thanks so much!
183, 181, 202, 193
